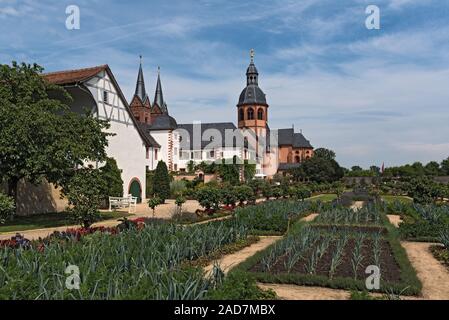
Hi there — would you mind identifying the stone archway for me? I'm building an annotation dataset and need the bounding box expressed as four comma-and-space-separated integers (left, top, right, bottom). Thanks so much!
128, 178, 142, 203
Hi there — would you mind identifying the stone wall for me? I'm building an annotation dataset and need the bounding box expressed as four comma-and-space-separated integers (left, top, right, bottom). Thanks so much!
1, 180, 67, 216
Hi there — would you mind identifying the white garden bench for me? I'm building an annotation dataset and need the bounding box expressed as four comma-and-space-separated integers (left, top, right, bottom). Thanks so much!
109, 194, 137, 213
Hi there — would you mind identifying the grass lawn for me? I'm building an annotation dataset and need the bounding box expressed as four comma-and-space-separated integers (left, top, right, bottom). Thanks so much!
0, 211, 131, 234
309, 194, 337, 202
381, 195, 413, 204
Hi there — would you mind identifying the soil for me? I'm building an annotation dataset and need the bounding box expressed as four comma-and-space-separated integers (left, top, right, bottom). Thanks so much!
250, 238, 402, 283
402, 241, 449, 300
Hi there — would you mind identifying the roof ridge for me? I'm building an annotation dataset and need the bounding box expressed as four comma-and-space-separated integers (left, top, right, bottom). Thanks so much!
42, 64, 108, 76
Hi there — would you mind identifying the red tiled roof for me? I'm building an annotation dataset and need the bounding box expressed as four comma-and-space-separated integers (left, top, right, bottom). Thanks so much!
42, 65, 108, 85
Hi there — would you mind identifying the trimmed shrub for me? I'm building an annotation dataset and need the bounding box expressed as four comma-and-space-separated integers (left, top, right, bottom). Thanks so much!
99, 158, 123, 202
195, 186, 222, 212
153, 161, 171, 203
234, 185, 254, 205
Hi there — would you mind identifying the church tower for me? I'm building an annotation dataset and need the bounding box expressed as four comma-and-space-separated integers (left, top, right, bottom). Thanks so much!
237, 49, 268, 132
130, 55, 152, 124
237, 49, 269, 156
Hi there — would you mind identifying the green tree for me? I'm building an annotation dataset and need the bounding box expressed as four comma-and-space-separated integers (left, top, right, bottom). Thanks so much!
187, 160, 195, 173
425, 161, 441, 176
175, 195, 186, 211
147, 196, 162, 217
407, 177, 435, 204
295, 186, 311, 201
218, 157, 241, 185
441, 157, 449, 175
234, 185, 254, 206
61, 167, 105, 228
261, 182, 273, 200
0, 193, 15, 224
314, 148, 336, 161
99, 158, 123, 203
0, 62, 110, 210
195, 186, 221, 213
333, 182, 345, 200
243, 160, 256, 182
221, 187, 238, 207
299, 156, 344, 183
153, 161, 171, 203
370, 166, 381, 176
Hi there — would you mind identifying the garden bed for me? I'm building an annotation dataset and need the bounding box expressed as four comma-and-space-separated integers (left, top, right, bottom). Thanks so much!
430, 245, 449, 271
250, 237, 401, 283
235, 207, 421, 296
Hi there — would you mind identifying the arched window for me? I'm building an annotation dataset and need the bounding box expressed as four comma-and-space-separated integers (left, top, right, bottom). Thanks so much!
247, 108, 254, 120
239, 108, 244, 121
257, 108, 264, 120
295, 156, 301, 163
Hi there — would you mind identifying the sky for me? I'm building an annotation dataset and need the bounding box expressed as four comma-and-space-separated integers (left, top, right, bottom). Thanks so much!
1, 0, 449, 168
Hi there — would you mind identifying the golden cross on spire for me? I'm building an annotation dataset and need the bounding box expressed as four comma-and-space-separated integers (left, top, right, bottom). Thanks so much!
250, 49, 255, 63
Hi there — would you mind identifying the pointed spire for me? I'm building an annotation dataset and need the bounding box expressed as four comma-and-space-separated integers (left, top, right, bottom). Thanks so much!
154, 66, 168, 114
134, 55, 147, 102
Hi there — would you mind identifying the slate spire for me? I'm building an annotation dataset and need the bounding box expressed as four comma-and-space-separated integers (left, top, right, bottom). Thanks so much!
154, 66, 168, 113
134, 55, 148, 102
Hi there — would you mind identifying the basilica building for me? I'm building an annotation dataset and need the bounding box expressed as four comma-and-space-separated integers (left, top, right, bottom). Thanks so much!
129, 51, 314, 178
34, 51, 314, 207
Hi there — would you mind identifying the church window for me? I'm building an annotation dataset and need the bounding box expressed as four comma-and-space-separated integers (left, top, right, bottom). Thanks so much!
210, 150, 215, 158
257, 108, 264, 120
295, 156, 301, 163
155, 149, 158, 160
239, 108, 244, 121
103, 91, 109, 104
247, 108, 254, 120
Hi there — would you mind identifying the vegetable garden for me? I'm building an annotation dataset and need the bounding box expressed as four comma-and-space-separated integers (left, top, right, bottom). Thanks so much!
0, 219, 249, 299
234, 204, 422, 296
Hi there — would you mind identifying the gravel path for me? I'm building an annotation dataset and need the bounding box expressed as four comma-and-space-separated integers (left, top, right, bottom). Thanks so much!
0, 200, 202, 240
401, 241, 449, 300
204, 236, 282, 276
387, 215, 403, 227
258, 284, 350, 300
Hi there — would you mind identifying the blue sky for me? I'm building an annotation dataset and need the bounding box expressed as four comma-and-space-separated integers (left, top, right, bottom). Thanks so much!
1, 0, 449, 168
